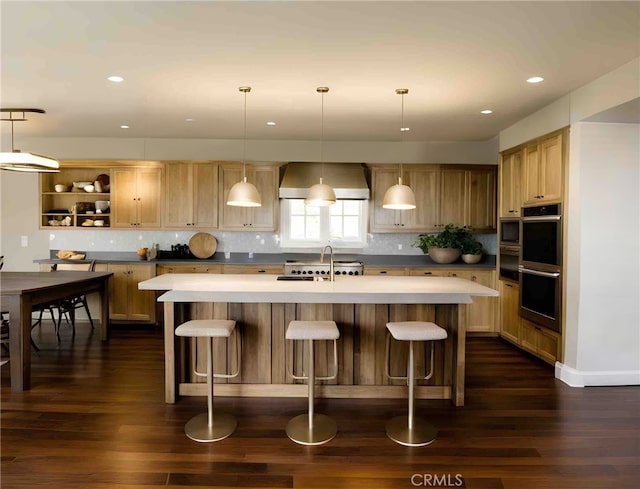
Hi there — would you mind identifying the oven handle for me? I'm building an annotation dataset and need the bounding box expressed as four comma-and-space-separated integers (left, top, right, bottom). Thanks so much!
518, 267, 560, 278
522, 215, 561, 222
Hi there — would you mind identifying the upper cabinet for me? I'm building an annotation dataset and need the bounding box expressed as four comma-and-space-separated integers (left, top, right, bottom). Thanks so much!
369, 165, 439, 232
439, 166, 497, 233
499, 148, 523, 217
523, 131, 564, 204
219, 164, 279, 231
370, 164, 496, 234
40, 166, 112, 229
164, 161, 218, 229
112, 167, 162, 228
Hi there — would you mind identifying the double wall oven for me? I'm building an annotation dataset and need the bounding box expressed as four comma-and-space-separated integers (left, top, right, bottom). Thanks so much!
519, 204, 562, 332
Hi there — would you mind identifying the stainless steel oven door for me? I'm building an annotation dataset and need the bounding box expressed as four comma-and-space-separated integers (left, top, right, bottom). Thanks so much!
521, 215, 562, 271
499, 246, 520, 281
519, 267, 561, 332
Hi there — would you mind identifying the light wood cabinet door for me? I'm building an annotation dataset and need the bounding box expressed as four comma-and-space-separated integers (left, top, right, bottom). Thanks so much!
467, 168, 496, 232
499, 149, 523, 217
156, 264, 222, 274
439, 168, 466, 228
113, 168, 161, 228
164, 162, 192, 227
536, 327, 560, 365
499, 280, 521, 344
523, 131, 563, 205
165, 162, 219, 228
404, 166, 440, 231
107, 264, 155, 322
520, 320, 538, 355
219, 164, 278, 231
538, 132, 563, 203
466, 270, 497, 332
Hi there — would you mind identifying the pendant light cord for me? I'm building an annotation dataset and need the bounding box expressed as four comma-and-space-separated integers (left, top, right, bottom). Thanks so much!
243, 88, 247, 181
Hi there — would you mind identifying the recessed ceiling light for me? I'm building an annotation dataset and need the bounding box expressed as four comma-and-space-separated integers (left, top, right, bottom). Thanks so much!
185, 118, 194, 122
107, 75, 124, 83
480, 109, 493, 114
400, 127, 410, 132
120, 125, 129, 129
266, 121, 276, 126
526, 76, 544, 84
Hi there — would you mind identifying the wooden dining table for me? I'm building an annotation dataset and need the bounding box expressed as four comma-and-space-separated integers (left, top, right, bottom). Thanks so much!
0, 271, 112, 392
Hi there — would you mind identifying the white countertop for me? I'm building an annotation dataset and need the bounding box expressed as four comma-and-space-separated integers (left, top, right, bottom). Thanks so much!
139, 274, 499, 304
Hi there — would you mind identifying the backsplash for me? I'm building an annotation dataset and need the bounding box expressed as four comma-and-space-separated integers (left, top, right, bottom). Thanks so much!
49, 230, 497, 256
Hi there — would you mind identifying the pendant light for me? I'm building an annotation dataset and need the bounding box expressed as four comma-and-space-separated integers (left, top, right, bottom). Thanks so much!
304, 87, 336, 206
227, 86, 262, 207
0, 108, 59, 173
382, 89, 416, 210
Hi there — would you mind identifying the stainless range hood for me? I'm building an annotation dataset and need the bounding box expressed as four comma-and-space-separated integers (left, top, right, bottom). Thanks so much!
279, 162, 370, 199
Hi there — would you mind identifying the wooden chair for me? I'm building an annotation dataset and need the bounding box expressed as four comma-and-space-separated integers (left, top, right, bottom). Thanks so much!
51, 260, 97, 336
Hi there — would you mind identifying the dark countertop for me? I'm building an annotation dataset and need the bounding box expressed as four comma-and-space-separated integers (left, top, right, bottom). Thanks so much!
37, 251, 496, 269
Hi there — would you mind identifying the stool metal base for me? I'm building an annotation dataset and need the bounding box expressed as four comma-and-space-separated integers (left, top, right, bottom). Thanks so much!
185, 412, 237, 443
386, 416, 437, 447
286, 413, 337, 446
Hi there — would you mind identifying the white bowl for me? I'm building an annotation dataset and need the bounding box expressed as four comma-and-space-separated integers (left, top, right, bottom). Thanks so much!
94, 220, 104, 227
73, 181, 92, 189
54, 184, 66, 192
95, 200, 109, 212
83, 184, 95, 193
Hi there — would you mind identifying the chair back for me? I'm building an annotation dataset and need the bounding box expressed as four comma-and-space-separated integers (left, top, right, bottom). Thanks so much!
52, 260, 97, 272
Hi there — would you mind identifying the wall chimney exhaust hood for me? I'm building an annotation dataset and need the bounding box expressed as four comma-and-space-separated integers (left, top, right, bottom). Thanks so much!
279, 163, 370, 200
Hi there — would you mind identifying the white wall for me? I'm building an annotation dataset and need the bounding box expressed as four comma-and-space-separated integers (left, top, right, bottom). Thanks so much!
562, 122, 640, 384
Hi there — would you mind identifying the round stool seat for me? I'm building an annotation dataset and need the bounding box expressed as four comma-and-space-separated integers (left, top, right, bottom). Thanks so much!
286, 320, 339, 340
175, 319, 236, 338
386, 321, 447, 342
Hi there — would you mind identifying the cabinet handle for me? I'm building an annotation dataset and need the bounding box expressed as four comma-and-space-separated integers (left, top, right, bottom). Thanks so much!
471, 275, 477, 281
379, 270, 387, 274
423, 272, 432, 275
400, 223, 405, 227
505, 283, 513, 288
451, 273, 457, 277
137, 198, 141, 201
258, 269, 266, 273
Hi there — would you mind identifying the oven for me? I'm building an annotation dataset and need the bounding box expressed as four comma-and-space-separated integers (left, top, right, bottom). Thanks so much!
520, 204, 562, 271
519, 203, 562, 332
499, 246, 520, 281
500, 219, 520, 246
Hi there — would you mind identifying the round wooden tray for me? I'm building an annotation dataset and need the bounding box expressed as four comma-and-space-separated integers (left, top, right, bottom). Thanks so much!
188, 233, 217, 259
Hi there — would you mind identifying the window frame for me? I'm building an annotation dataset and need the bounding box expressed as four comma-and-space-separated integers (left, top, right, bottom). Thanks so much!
279, 198, 369, 250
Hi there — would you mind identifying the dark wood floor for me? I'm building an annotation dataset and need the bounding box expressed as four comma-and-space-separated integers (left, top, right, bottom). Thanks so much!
2, 321, 639, 489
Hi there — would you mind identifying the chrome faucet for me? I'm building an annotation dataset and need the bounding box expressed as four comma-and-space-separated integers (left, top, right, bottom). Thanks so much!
320, 245, 335, 281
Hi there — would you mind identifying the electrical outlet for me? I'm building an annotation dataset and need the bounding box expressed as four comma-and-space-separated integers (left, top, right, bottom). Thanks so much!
398, 244, 402, 250
21, 235, 28, 247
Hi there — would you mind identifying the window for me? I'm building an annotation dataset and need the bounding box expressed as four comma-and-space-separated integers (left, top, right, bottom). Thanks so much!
280, 199, 368, 249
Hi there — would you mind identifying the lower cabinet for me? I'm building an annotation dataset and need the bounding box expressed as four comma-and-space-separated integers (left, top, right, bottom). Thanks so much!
222, 264, 283, 275
108, 263, 156, 322
499, 280, 521, 344
520, 319, 560, 365
499, 279, 561, 365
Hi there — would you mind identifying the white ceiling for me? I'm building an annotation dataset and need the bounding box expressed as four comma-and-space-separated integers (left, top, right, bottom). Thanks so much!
1, 1, 638, 143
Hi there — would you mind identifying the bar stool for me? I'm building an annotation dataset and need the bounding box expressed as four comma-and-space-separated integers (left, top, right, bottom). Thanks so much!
385, 321, 448, 447
285, 320, 340, 445
175, 319, 240, 443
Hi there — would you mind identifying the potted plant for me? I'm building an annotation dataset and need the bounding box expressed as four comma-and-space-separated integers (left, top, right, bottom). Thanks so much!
412, 224, 468, 264
460, 236, 484, 264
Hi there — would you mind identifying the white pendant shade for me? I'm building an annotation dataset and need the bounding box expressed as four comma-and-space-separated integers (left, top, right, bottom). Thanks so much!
227, 176, 262, 207
382, 177, 416, 210
304, 178, 337, 206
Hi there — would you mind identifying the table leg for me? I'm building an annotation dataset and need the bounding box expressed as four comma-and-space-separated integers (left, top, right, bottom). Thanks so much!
5, 295, 32, 392
100, 278, 109, 341
164, 301, 176, 403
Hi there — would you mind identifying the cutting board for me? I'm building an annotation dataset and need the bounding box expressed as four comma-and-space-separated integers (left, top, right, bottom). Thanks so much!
188, 233, 217, 259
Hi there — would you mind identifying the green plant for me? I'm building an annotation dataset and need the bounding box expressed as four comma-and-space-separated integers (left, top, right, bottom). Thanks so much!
460, 236, 483, 255
412, 224, 471, 254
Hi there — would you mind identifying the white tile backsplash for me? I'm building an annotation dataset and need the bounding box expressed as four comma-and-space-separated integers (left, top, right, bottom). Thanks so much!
50, 230, 497, 255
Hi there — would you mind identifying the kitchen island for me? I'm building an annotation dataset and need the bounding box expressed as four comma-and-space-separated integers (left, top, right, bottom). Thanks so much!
139, 274, 498, 406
